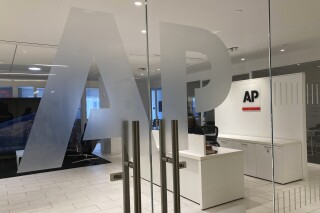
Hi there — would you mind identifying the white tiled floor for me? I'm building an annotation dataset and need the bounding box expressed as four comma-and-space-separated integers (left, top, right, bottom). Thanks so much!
2, 149, 320, 212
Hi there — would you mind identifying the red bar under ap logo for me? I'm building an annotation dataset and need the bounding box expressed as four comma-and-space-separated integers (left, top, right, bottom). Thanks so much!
242, 107, 261, 111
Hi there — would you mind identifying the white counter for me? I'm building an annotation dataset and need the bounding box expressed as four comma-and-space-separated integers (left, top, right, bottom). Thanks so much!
219, 134, 300, 146
179, 146, 243, 160
141, 131, 245, 210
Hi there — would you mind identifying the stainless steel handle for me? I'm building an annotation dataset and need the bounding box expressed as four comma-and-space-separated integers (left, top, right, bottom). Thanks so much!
122, 121, 142, 213
159, 120, 167, 213
172, 120, 181, 213
132, 121, 142, 213
122, 121, 130, 213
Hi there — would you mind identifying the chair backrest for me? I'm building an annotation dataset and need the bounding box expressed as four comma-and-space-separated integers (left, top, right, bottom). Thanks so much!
201, 125, 218, 136
202, 125, 219, 146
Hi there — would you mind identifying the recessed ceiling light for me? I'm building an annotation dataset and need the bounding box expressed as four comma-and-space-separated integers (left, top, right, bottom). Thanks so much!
157, 68, 160, 71
141, 30, 146, 34
280, 49, 285, 52
241, 58, 245, 61
140, 73, 144, 76
29, 67, 41, 71
134, 1, 142, 6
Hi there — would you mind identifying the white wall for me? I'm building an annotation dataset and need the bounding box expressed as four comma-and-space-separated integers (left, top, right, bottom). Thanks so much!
215, 73, 307, 178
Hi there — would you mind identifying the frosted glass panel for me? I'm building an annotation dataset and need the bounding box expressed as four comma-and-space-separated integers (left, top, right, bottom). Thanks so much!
18, 8, 150, 172
160, 22, 232, 151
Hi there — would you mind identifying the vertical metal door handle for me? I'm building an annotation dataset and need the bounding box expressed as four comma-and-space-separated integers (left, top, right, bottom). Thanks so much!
159, 120, 168, 213
132, 121, 142, 213
122, 121, 130, 213
172, 120, 181, 213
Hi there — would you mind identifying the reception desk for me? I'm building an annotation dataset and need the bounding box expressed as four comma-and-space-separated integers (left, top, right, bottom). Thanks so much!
141, 131, 245, 210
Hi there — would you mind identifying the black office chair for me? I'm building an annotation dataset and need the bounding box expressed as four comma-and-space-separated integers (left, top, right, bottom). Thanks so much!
201, 125, 220, 147
70, 123, 99, 164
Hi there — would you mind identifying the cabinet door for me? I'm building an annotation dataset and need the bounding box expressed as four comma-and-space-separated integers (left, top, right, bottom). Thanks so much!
256, 144, 273, 181
218, 139, 234, 149
233, 142, 256, 176
274, 146, 284, 183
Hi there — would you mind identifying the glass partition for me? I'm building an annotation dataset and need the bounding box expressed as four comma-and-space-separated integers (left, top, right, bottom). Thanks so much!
148, 0, 272, 212
270, 0, 320, 212
2, 0, 318, 212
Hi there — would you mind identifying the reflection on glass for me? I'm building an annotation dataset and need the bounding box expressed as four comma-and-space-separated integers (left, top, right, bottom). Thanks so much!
151, 88, 162, 129
0, 87, 12, 98
35, 88, 44, 98
86, 88, 100, 119
18, 86, 34, 98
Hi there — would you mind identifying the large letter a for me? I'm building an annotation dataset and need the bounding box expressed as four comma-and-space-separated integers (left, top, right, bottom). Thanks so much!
18, 8, 149, 173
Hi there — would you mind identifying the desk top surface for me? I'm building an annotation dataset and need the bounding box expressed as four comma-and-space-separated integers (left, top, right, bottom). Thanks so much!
218, 134, 300, 146
179, 147, 242, 161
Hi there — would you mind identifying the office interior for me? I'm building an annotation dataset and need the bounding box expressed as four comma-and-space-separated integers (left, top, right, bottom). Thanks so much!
0, 0, 319, 212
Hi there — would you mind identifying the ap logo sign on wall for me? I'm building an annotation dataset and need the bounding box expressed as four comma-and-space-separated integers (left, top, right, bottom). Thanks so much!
242, 85, 261, 111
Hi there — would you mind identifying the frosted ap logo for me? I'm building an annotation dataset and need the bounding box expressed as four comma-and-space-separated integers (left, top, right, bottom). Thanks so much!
18, 8, 232, 173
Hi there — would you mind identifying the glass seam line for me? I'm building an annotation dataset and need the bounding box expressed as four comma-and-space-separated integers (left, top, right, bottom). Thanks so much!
144, 0, 154, 212
267, 0, 276, 212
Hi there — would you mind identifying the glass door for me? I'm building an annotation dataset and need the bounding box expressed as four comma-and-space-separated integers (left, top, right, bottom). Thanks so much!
0, 1, 154, 212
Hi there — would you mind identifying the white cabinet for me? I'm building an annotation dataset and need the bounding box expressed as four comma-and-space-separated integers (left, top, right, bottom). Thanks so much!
233, 142, 256, 176
218, 139, 234, 149
255, 144, 301, 184
256, 144, 273, 181
274, 146, 284, 182
219, 135, 303, 184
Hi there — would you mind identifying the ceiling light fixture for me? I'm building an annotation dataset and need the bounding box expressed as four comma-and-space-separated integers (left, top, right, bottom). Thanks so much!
241, 58, 245, 61
13, 79, 47, 82
134, 1, 142, 6
0, 73, 55, 76
157, 68, 160, 71
140, 73, 144, 76
0, 79, 12, 82
280, 49, 285, 52
34, 64, 68, 68
228, 47, 239, 52
29, 67, 41, 71
141, 30, 146, 34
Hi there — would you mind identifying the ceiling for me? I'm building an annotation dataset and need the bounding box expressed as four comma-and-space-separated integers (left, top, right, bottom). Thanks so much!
0, 0, 319, 81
